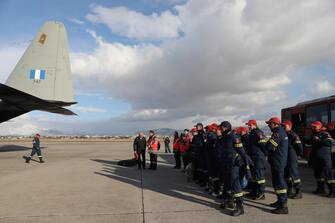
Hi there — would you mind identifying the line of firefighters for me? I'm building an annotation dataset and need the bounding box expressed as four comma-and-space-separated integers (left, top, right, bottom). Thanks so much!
171, 118, 335, 216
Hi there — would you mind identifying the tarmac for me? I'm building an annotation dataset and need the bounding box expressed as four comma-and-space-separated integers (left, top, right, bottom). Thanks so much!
0, 141, 334, 223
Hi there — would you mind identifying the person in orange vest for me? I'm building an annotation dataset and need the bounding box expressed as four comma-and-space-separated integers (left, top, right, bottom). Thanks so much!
173, 131, 181, 169
148, 134, 160, 170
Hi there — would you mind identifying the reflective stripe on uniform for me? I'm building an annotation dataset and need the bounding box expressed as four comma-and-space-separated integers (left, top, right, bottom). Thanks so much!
317, 178, 325, 182
275, 189, 287, 194
257, 179, 266, 184
235, 143, 243, 148
327, 180, 335, 184
294, 140, 302, 144
246, 165, 250, 170
234, 192, 244, 198
212, 178, 219, 181
258, 139, 267, 143
293, 179, 301, 184
269, 139, 278, 147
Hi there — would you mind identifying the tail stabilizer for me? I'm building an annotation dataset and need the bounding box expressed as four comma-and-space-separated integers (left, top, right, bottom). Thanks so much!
5, 21, 75, 103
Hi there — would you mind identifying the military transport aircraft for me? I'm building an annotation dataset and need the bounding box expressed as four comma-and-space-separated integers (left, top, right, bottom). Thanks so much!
0, 21, 77, 123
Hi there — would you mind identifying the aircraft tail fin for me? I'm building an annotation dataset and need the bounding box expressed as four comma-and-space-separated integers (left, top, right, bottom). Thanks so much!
5, 21, 75, 103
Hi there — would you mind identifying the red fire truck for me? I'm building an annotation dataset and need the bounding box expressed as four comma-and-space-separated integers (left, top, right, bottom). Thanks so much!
281, 95, 335, 159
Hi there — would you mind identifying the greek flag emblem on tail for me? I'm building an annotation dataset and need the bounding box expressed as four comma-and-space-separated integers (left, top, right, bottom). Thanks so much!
30, 69, 46, 80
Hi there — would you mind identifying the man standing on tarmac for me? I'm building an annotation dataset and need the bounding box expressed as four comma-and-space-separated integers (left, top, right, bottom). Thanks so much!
25, 133, 44, 163
310, 121, 335, 197
219, 121, 248, 216
133, 132, 147, 170
282, 120, 303, 199
147, 130, 160, 170
245, 120, 267, 200
266, 117, 289, 214
164, 136, 171, 153
192, 123, 206, 186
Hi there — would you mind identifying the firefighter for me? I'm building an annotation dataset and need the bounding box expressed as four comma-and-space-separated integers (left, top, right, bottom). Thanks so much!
192, 123, 206, 185
25, 133, 44, 163
207, 124, 220, 195
310, 121, 335, 197
245, 120, 267, 200
325, 122, 335, 168
282, 120, 303, 199
219, 121, 248, 217
173, 131, 181, 169
234, 127, 253, 192
133, 132, 147, 170
266, 117, 289, 214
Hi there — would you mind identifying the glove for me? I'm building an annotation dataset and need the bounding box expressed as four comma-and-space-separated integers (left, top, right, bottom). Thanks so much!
246, 169, 252, 180
134, 152, 139, 160
235, 155, 243, 167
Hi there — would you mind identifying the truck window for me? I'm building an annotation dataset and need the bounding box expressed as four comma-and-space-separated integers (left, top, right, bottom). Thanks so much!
331, 102, 335, 122
282, 109, 291, 121
306, 104, 328, 126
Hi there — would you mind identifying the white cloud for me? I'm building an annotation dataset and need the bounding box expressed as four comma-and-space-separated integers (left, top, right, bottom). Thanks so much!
0, 47, 24, 83
312, 80, 335, 95
69, 0, 335, 131
69, 18, 85, 25
72, 105, 107, 113
86, 6, 182, 40
0, 114, 42, 135
119, 109, 168, 121
71, 29, 163, 80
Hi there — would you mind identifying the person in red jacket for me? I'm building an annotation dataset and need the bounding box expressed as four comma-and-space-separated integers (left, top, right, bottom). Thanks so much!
180, 133, 191, 170
173, 131, 181, 169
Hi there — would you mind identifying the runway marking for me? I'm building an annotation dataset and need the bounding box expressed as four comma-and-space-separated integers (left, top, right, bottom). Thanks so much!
140, 168, 146, 223
0, 209, 218, 220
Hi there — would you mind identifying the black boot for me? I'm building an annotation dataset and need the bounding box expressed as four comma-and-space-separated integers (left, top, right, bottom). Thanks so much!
270, 201, 280, 208
313, 182, 326, 195
25, 156, 31, 163
219, 192, 228, 208
231, 199, 244, 216
287, 181, 294, 198
39, 157, 45, 163
254, 192, 265, 200
291, 188, 303, 199
327, 183, 335, 198
271, 202, 288, 214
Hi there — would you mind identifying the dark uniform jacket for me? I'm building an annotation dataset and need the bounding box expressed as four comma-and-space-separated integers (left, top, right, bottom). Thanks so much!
248, 128, 267, 158
33, 138, 40, 148
133, 136, 147, 152
192, 131, 205, 155
311, 131, 333, 159
287, 131, 303, 162
266, 126, 288, 169
221, 130, 248, 168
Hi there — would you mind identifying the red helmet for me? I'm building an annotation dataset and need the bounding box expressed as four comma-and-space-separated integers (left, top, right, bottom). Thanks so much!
281, 120, 292, 128
235, 127, 248, 135
265, 117, 281, 125
245, 120, 257, 126
35, 133, 40, 138
191, 128, 197, 133
311, 121, 323, 128
210, 123, 219, 131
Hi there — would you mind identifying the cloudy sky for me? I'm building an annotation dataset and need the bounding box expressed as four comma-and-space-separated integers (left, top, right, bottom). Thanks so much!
0, 0, 335, 135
